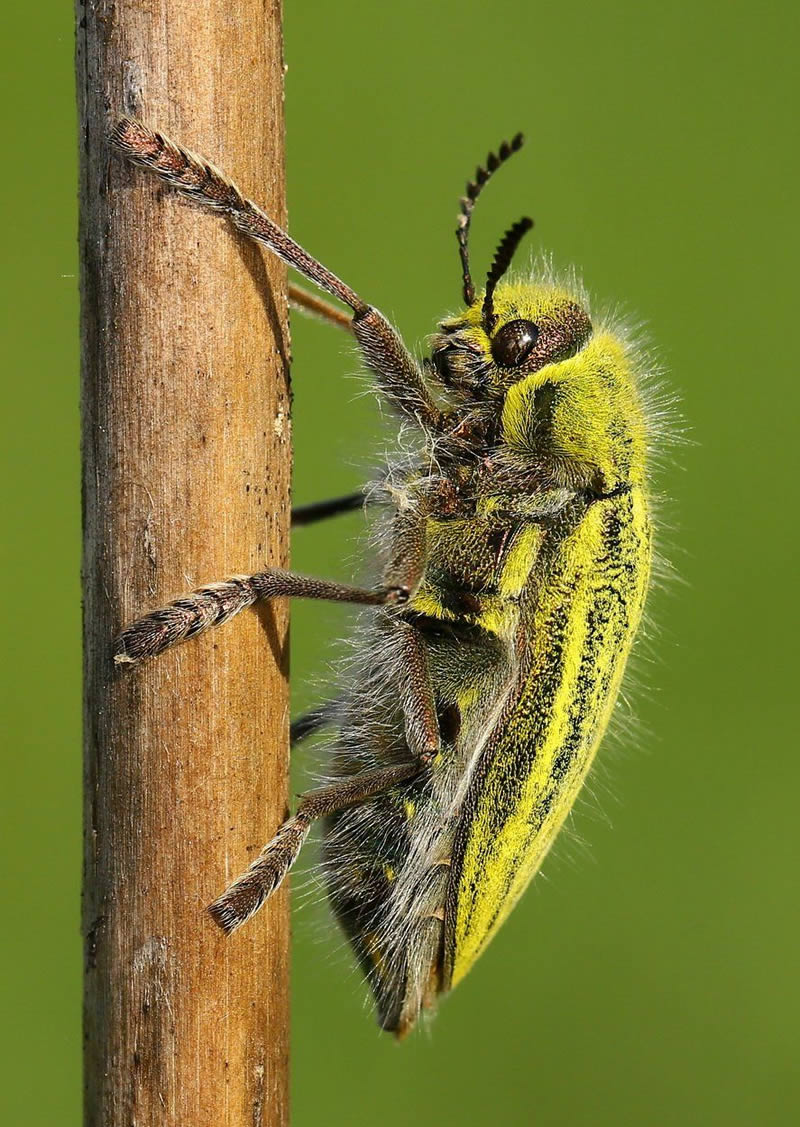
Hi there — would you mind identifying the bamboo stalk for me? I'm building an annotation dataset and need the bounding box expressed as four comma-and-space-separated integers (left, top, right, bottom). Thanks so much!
77, 2, 290, 1124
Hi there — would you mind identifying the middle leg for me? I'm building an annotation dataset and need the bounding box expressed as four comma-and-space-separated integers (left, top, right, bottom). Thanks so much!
290, 701, 339, 747
291, 492, 365, 526
114, 567, 409, 664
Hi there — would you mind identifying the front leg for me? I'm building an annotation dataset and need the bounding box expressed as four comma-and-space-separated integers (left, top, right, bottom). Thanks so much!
351, 307, 442, 430
112, 119, 442, 432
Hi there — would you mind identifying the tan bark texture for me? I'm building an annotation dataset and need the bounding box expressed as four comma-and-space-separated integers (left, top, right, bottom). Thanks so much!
77, 2, 290, 1124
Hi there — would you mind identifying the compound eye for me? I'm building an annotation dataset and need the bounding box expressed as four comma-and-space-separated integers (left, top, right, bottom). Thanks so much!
491, 319, 539, 368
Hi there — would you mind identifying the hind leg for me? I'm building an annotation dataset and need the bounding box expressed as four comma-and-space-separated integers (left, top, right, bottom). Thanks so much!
208, 759, 424, 934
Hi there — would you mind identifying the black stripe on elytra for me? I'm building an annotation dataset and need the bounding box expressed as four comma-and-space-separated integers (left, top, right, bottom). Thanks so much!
444, 574, 578, 937
443, 489, 646, 977
449, 493, 646, 945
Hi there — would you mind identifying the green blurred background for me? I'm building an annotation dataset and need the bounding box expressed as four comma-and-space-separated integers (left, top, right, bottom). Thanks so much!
2, 1, 798, 1123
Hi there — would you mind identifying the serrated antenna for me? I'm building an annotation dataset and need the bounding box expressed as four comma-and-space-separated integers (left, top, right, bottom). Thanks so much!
482, 216, 534, 333
456, 132, 524, 307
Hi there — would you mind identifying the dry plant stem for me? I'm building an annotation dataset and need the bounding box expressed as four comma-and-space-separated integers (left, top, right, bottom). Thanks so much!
76, 2, 290, 1125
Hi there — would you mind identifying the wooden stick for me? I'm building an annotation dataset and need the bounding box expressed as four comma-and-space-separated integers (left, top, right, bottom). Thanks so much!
77, 3, 290, 1125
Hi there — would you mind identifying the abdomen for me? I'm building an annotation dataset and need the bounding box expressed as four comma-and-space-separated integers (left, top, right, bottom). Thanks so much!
444, 486, 652, 987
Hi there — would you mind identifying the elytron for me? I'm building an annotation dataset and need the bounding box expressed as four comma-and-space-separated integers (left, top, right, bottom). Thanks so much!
112, 120, 653, 1037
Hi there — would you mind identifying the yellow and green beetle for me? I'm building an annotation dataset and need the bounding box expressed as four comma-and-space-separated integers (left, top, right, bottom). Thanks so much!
112, 122, 654, 1037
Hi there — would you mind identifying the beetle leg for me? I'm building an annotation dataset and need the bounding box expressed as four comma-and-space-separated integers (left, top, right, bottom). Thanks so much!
377, 511, 441, 762
391, 619, 441, 765
208, 760, 424, 935
383, 509, 427, 593
113, 567, 410, 665
291, 491, 365, 526
288, 282, 353, 332
112, 119, 442, 432
290, 701, 339, 747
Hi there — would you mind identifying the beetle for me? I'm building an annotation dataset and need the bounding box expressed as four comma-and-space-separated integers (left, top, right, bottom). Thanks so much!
111, 119, 653, 1036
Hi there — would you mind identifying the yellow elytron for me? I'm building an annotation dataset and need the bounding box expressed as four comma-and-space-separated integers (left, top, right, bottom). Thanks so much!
112, 124, 652, 1037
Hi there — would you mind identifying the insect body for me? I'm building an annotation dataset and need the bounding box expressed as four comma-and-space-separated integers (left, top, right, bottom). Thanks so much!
112, 121, 653, 1036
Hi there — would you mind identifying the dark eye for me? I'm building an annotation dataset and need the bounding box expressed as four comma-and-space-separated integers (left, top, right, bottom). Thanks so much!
491, 319, 540, 368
